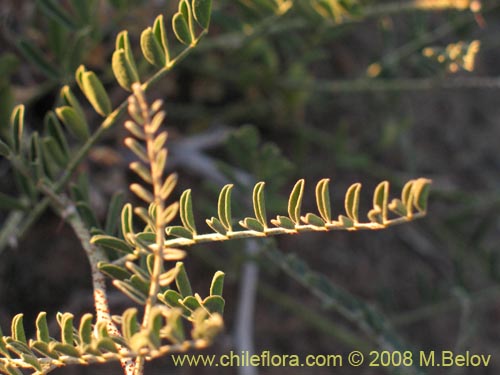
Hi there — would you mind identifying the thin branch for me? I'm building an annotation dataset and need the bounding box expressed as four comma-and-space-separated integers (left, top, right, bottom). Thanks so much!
37, 183, 136, 374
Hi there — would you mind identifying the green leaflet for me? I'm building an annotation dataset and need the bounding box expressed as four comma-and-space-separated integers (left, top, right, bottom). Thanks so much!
181, 295, 202, 312
402, 180, 415, 216
287, 179, 305, 224
10, 105, 25, 154
55, 106, 90, 141
372, 181, 389, 223
116, 31, 138, 72
51, 343, 80, 357
97, 337, 118, 353
148, 308, 164, 343
217, 184, 233, 231
39, 136, 59, 179
315, 178, 331, 223
210, 271, 225, 296
344, 182, 361, 222
271, 215, 296, 230
112, 48, 140, 91
4, 340, 31, 357
35, 312, 50, 343
180, 189, 197, 234
388, 198, 407, 217
44, 112, 70, 159
413, 178, 431, 213
239, 217, 265, 232
60, 85, 86, 121
160, 289, 184, 309
31, 341, 58, 359
302, 213, 325, 227
179, 0, 191, 21
141, 27, 166, 67
75, 65, 86, 92
91, 234, 134, 254
153, 15, 170, 64
59, 313, 74, 345
11, 314, 26, 344
167, 226, 194, 239
95, 321, 109, 339
192, 0, 212, 29
121, 308, 139, 341
202, 295, 225, 315
172, 12, 193, 45
165, 309, 186, 343
78, 313, 93, 346
81, 71, 112, 116
98, 262, 131, 281
42, 136, 68, 167
175, 262, 193, 298
252, 182, 267, 227
206, 217, 227, 235
121, 203, 135, 244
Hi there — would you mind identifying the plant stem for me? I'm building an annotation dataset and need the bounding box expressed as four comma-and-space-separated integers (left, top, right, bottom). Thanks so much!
131, 84, 167, 375
37, 183, 136, 375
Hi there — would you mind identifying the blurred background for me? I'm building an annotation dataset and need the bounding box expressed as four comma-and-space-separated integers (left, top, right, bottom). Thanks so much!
1, 0, 500, 374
